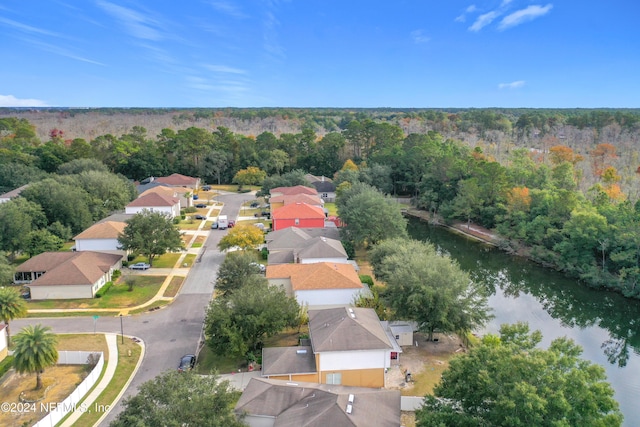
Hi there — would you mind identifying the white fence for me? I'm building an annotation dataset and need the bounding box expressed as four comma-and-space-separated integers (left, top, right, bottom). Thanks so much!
33, 351, 104, 427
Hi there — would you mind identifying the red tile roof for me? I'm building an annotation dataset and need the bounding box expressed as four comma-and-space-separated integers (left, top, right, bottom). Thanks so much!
271, 203, 325, 220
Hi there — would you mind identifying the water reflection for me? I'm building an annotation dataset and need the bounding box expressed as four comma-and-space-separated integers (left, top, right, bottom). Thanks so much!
407, 218, 640, 368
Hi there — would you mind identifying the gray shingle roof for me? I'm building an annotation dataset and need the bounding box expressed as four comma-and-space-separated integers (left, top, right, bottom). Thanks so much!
235, 378, 401, 427
308, 307, 393, 352
262, 346, 316, 376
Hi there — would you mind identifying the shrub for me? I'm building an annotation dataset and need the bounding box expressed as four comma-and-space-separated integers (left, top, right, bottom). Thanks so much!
95, 281, 113, 298
173, 217, 180, 224
184, 206, 198, 213
112, 269, 121, 280
0, 356, 14, 378
359, 274, 374, 288
127, 254, 136, 261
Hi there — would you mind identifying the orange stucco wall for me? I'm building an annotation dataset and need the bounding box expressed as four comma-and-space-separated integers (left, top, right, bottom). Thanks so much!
320, 368, 385, 388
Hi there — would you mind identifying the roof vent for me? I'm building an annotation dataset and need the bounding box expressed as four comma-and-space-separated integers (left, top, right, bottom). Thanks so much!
296, 349, 307, 354
346, 404, 353, 414
286, 382, 299, 386
348, 308, 354, 313
348, 394, 355, 404
350, 313, 356, 318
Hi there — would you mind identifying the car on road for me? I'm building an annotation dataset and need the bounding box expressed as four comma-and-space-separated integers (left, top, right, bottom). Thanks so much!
194, 214, 206, 220
250, 262, 266, 273
129, 262, 151, 270
250, 201, 259, 208
228, 220, 236, 228
178, 354, 196, 372
202, 185, 211, 191
211, 221, 218, 229
192, 195, 199, 200
195, 203, 207, 208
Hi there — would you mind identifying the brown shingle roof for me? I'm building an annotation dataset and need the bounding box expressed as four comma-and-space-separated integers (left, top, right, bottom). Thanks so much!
271, 203, 325, 220
266, 263, 362, 291
235, 378, 401, 427
17, 252, 122, 286
126, 192, 179, 207
154, 173, 199, 186
270, 194, 324, 206
308, 307, 393, 352
74, 221, 126, 240
270, 185, 318, 196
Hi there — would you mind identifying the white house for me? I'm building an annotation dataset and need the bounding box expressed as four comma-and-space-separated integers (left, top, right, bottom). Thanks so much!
14, 251, 123, 300
73, 221, 127, 255
125, 192, 180, 218
0, 184, 29, 204
308, 307, 398, 388
266, 263, 368, 309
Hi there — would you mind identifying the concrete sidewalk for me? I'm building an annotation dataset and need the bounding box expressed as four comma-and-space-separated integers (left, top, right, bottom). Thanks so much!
27, 202, 224, 317
60, 334, 118, 427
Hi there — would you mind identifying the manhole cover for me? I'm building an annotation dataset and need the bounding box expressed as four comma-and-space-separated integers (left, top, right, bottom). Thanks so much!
143, 320, 149, 324
170, 338, 176, 342
180, 319, 187, 322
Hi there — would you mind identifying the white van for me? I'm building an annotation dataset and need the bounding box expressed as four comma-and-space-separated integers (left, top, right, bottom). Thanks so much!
218, 215, 228, 230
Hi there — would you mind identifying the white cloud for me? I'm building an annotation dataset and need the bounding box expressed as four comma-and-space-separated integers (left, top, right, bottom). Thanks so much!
498, 4, 553, 30
96, 0, 163, 40
204, 64, 247, 74
455, 4, 477, 23
498, 80, 525, 89
500, 0, 513, 6
469, 11, 499, 32
0, 94, 49, 107
411, 30, 430, 44
206, 1, 247, 19
0, 17, 60, 37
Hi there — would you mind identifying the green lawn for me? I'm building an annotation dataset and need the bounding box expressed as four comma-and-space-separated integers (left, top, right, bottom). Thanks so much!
26, 276, 165, 310
69, 337, 142, 426
182, 254, 196, 267
194, 345, 243, 375
163, 276, 185, 298
324, 202, 338, 216
150, 253, 181, 268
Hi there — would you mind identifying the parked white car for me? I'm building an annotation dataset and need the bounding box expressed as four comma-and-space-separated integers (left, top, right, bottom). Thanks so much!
129, 262, 151, 270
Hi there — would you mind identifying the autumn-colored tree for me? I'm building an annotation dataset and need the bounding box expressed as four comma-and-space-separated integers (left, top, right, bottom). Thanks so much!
604, 184, 625, 202
340, 159, 359, 171
549, 145, 583, 165
591, 143, 617, 177
232, 167, 266, 189
602, 166, 622, 185
218, 224, 265, 251
505, 186, 531, 212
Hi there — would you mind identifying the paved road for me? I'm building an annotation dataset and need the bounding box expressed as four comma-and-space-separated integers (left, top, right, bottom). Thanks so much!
13, 191, 254, 426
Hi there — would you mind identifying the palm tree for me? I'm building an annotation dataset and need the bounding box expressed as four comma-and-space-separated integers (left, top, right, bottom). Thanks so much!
13, 324, 58, 390
0, 287, 28, 347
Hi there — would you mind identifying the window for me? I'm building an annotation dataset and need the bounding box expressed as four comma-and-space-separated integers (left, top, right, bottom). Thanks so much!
395, 335, 400, 340
294, 218, 300, 225
326, 373, 342, 385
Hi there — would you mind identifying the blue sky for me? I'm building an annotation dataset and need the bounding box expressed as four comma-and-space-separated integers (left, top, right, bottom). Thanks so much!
1, 1, 638, 108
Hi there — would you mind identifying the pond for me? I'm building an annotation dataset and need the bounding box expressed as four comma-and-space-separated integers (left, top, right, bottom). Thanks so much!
407, 217, 640, 426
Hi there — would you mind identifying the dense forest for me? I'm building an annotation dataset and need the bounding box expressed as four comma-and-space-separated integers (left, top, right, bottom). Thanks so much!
1, 107, 640, 299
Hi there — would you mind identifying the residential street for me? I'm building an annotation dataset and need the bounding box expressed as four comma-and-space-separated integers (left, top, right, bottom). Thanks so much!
12, 191, 254, 426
